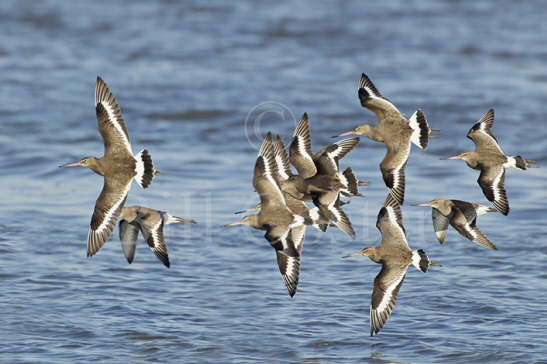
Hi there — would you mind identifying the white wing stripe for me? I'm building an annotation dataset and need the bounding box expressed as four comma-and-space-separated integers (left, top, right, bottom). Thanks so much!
375, 273, 405, 313
275, 155, 290, 180
297, 136, 315, 165
94, 183, 131, 235
98, 100, 132, 151
384, 205, 409, 247
492, 169, 503, 201
262, 152, 287, 205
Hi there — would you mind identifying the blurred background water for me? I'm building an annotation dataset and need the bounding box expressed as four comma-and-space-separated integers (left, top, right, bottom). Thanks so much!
1, 1, 546, 363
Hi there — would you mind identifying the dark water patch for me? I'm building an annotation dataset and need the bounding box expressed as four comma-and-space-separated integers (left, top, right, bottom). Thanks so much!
146, 110, 229, 121
21, 12, 64, 30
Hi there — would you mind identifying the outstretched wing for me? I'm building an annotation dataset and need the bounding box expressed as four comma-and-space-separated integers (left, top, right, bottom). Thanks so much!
477, 165, 509, 215
377, 195, 409, 249
370, 263, 407, 336
455, 219, 498, 250
380, 143, 409, 205
467, 109, 503, 154
95, 77, 133, 157
139, 215, 170, 268
358, 73, 401, 117
289, 113, 317, 178
314, 137, 360, 175
254, 133, 286, 210
272, 135, 292, 183
119, 219, 139, 263
270, 230, 301, 297
87, 174, 132, 257
432, 208, 451, 244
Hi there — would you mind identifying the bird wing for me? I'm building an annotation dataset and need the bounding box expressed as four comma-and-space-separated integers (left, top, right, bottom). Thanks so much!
290, 225, 306, 255
139, 212, 170, 268
340, 167, 364, 197
119, 219, 139, 264
432, 208, 451, 244
358, 73, 401, 119
377, 195, 409, 249
314, 137, 360, 175
328, 200, 355, 238
370, 263, 407, 336
477, 165, 509, 215
380, 142, 410, 205
467, 109, 504, 154
254, 133, 287, 210
289, 113, 317, 178
454, 219, 497, 250
87, 174, 132, 257
451, 200, 478, 223
269, 229, 301, 297
95, 77, 133, 157
272, 135, 292, 183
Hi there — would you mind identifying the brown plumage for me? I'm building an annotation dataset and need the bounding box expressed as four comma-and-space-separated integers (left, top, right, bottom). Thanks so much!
415, 198, 498, 250
344, 195, 441, 336
60, 77, 155, 257
441, 109, 537, 215
119, 206, 196, 267
337, 73, 437, 205
227, 133, 304, 297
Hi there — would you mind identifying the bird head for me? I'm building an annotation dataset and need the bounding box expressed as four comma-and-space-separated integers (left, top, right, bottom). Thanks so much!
335, 124, 372, 138
440, 151, 473, 162
59, 156, 98, 169
225, 214, 259, 228
342, 246, 375, 259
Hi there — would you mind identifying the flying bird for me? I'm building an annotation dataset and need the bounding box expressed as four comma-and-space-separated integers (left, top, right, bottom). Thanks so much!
441, 109, 537, 215
60, 77, 155, 257
414, 199, 497, 250
119, 206, 196, 268
343, 195, 441, 336
336, 73, 438, 204
226, 133, 304, 297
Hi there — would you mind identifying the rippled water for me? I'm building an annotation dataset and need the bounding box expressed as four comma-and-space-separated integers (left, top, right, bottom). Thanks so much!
1, 1, 547, 363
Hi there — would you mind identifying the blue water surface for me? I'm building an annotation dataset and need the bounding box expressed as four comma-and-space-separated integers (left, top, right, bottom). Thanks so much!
1, 1, 546, 363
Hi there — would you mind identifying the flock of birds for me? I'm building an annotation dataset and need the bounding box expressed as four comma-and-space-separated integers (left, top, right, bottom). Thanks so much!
60, 74, 537, 337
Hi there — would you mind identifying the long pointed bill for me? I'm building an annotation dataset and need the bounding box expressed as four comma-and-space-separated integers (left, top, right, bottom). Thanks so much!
440, 155, 461, 160
225, 221, 244, 226
333, 131, 356, 138
342, 252, 362, 258
413, 203, 432, 207
175, 218, 197, 224
234, 206, 259, 214
59, 161, 82, 168
430, 261, 442, 267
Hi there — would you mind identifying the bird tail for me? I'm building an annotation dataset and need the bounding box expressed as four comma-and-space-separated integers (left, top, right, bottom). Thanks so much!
514, 156, 528, 170
340, 167, 363, 197
408, 110, 429, 149
134, 149, 155, 188
411, 249, 441, 273
476, 205, 498, 215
